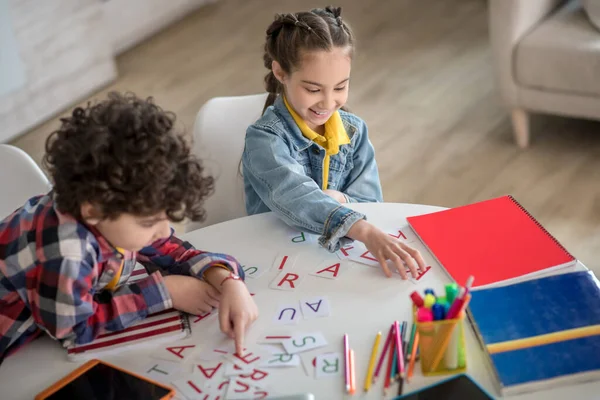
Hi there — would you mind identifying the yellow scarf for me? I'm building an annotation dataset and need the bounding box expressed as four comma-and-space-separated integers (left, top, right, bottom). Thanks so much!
283, 96, 350, 190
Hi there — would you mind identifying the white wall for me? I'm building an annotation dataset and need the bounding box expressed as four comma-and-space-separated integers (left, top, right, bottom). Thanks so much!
0, 0, 116, 144
104, 0, 216, 55
0, 0, 26, 98
0, 0, 215, 143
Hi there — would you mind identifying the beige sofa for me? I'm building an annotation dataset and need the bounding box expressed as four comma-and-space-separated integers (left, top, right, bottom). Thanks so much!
489, 0, 600, 147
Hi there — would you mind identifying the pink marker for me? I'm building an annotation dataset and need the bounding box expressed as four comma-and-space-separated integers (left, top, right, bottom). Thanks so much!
416, 307, 434, 322
447, 276, 475, 319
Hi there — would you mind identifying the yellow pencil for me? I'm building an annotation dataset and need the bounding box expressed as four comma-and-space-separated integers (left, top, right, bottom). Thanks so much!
364, 331, 382, 392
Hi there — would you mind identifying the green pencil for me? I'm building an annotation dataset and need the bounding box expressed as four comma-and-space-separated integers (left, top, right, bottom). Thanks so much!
405, 323, 417, 361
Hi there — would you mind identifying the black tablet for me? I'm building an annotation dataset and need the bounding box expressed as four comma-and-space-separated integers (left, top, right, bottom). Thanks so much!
35, 359, 175, 400
394, 374, 495, 400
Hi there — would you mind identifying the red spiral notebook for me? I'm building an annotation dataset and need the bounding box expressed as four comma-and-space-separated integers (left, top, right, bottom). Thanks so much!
66, 264, 191, 361
406, 195, 576, 289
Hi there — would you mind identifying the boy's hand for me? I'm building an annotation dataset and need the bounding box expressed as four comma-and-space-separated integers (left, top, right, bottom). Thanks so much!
163, 275, 220, 314
347, 220, 427, 279
203, 266, 259, 355
323, 189, 346, 203
218, 279, 259, 355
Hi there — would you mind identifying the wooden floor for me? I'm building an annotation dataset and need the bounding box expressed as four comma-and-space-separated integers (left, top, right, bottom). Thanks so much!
12, 0, 600, 273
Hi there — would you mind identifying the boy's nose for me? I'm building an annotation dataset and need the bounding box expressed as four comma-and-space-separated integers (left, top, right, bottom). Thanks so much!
158, 220, 171, 238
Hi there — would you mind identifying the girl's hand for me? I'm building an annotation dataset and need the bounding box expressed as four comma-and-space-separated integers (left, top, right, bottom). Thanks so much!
218, 279, 259, 355
347, 220, 427, 279
163, 275, 221, 314
323, 189, 346, 203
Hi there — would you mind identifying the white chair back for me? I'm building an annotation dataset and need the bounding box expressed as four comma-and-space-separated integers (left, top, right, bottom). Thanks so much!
187, 93, 269, 231
0, 144, 51, 219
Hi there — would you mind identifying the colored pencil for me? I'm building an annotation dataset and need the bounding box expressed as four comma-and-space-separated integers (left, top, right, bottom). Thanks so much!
372, 323, 394, 384
398, 374, 404, 396
363, 331, 382, 392
406, 323, 417, 361
349, 349, 356, 394
391, 345, 398, 381
344, 334, 350, 392
395, 321, 405, 374
383, 335, 395, 395
401, 321, 408, 358
407, 332, 420, 381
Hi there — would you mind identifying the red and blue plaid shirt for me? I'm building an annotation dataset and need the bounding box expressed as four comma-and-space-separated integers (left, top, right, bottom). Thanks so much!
0, 193, 244, 357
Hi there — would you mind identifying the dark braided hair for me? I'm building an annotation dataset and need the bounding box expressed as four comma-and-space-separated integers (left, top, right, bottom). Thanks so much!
262, 6, 355, 113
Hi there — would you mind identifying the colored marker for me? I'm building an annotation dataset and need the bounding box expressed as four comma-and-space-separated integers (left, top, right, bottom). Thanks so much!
432, 303, 446, 320
410, 291, 425, 307
445, 283, 459, 304
423, 294, 436, 308
447, 276, 474, 319
417, 307, 433, 322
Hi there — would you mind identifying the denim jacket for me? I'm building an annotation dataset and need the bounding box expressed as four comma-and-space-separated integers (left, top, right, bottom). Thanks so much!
242, 96, 383, 252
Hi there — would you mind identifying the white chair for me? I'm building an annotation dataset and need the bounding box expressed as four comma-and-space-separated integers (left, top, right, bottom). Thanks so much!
186, 93, 269, 231
0, 144, 52, 219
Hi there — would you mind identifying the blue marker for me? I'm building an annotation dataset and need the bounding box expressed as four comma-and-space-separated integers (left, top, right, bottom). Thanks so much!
424, 288, 436, 297
432, 303, 446, 320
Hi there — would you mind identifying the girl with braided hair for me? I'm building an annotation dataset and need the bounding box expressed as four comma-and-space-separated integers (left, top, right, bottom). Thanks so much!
242, 7, 426, 279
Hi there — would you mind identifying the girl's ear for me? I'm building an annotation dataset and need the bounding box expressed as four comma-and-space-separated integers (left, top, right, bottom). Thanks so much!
80, 202, 103, 226
272, 60, 287, 84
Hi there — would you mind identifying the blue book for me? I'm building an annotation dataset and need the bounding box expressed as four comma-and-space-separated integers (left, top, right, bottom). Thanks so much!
468, 271, 600, 396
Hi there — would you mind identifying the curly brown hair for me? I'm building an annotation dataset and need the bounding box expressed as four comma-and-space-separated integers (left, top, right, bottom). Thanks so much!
43, 92, 213, 222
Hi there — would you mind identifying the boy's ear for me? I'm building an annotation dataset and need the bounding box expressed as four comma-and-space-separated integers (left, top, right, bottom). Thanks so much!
272, 60, 287, 84
80, 202, 103, 225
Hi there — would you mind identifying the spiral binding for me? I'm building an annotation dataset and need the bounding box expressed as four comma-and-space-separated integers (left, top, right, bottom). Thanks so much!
181, 313, 192, 336
507, 195, 574, 259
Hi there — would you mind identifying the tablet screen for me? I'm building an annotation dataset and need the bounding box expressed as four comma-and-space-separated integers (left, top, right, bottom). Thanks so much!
399, 375, 493, 400
44, 363, 171, 400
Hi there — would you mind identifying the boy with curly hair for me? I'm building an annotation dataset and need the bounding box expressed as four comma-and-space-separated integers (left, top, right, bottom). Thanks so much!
0, 92, 257, 362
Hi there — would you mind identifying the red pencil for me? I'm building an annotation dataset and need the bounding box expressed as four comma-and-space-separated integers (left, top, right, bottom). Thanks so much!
372, 323, 394, 384
383, 333, 396, 394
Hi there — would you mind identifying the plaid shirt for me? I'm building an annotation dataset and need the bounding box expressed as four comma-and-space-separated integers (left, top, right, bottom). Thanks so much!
0, 193, 244, 357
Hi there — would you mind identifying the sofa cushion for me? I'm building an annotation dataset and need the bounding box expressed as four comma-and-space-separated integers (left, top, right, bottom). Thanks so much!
515, 0, 600, 97
583, 0, 600, 31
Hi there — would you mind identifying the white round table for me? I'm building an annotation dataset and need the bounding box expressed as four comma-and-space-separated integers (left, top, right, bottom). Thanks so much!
0, 203, 597, 400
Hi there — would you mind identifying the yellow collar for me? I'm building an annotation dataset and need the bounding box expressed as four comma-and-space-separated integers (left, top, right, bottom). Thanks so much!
283, 96, 350, 155
283, 96, 351, 190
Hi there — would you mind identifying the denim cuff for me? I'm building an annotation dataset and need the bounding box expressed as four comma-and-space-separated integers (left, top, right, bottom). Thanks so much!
343, 193, 358, 203
319, 205, 366, 252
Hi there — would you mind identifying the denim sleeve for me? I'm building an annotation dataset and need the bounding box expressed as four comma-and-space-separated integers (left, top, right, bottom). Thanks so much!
243, 125, 365, 252
341, 118, 384, 203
